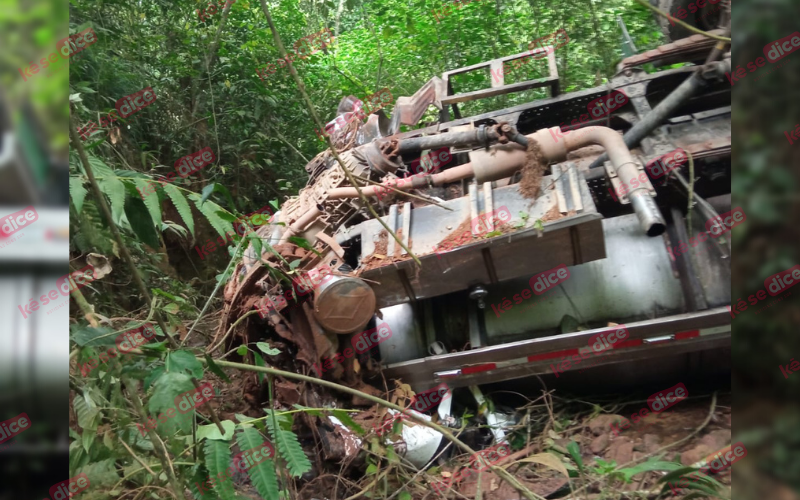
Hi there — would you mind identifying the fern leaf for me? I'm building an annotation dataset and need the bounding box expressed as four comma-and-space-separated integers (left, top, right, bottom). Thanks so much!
134, 178, 162, 227
99, 177, 126, 224
190, 465, 218, 500
236, 428, 280, 500
203, 439, 238, 500
265, 409, 311, 477
86, 155, 125, 224
70, 176, 88, 215
189, 193, 232, 239
163, 183, 195, 238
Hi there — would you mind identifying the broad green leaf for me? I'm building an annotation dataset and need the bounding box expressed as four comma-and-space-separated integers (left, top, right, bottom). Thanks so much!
253, 352, 266, 384
197, 420, 236, 441
333, 410, 365, 436
203, 439, 237, 500
163, 183, 195, 238
71, 325, 116, 347
166, 350, 204, 379
265, 409, 311, 477
74, 394, 101, 431
148, 372, 195, 435
257, 342, 280, 356
566, 441, 583, 472
125, 193, 160, 248
236, 427, 280, 500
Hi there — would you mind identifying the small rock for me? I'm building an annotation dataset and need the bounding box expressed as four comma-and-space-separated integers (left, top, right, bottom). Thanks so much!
591, 433, 610, 454
681, 444, 714, 466
643, 434, 661, 453
607, 436, 634, 465
700, 429, 731, 452
588, 414, 630, 435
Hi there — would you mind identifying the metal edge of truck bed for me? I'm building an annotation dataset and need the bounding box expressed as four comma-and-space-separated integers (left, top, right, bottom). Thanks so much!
382, 306, 731, 390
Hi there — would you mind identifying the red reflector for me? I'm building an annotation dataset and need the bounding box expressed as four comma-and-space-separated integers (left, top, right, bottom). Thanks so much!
462, 363, 496, 375
675, 330, 700, 340
527, 348, 580, 362
614, 339, 643, 349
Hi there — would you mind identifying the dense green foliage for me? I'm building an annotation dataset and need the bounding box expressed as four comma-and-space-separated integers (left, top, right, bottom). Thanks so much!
64, 1, 676, 499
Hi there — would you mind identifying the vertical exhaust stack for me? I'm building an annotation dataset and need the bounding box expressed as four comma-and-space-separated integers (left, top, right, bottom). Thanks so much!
530, 126, 666, 237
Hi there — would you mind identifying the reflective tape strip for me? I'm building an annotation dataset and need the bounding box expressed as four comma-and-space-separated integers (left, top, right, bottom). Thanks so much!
462, 363, 497, 375
527, 348, 580, 362
674, 330, 700, 340
455, 325, 729, 377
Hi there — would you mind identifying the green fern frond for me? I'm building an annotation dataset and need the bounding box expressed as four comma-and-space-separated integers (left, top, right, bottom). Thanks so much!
86, 155, 126, 224
189, 193, 232, 239
265, 409, 311, 478
70, 176, 88, 215
189, 464, 218, 500
134, 178, 163, 227
203, 439, 238, 500
236, 428, 280, 500
163, 183, 195, 239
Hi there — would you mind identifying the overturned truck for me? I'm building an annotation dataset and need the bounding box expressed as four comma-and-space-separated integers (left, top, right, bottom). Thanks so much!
218, 33, 731, 466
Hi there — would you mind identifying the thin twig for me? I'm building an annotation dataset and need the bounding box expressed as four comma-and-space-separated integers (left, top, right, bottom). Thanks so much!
206, 309, 261, 354
119, 437, 157, 477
